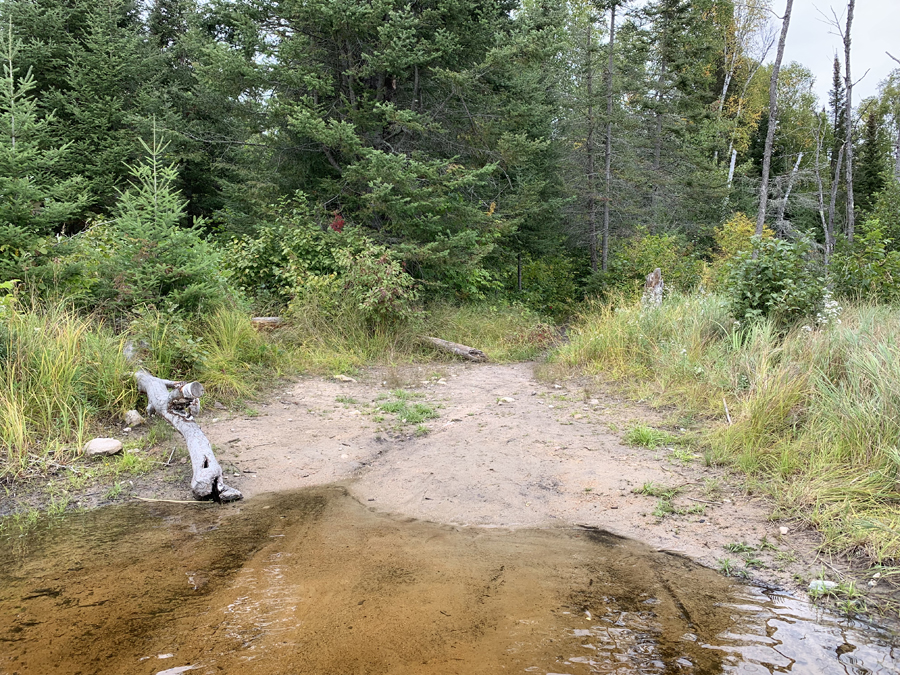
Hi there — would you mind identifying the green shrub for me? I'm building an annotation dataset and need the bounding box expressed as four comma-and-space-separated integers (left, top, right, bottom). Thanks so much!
62, 131, 228, 319
585, 229, 704, 300
831, 221, 900, 302
724, 236, 824, 324
515, 254, 578, 319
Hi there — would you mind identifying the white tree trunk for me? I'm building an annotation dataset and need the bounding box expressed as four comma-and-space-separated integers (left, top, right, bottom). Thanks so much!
756, 0, 794, 235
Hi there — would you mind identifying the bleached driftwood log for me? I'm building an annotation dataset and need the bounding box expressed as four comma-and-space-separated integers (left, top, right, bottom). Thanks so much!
134, 370, 242, 502
251, 316, 284, 329
422, 337, 488, 362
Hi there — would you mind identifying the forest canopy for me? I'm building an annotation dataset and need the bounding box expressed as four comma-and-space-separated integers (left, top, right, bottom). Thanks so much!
0, 0, 897, 319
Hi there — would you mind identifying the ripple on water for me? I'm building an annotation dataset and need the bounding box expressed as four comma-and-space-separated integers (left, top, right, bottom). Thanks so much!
0, 486, 896, 675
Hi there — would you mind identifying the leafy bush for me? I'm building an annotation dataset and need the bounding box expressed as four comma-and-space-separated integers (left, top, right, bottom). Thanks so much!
831, 221, 900, 303
225, 197, 420, 326
586, 229, 703, 299
516, 254, 578, 318
724, 236, 824, 324
223, 196, 348, 305
703, 212, 774, 290
866, 180, 900, 250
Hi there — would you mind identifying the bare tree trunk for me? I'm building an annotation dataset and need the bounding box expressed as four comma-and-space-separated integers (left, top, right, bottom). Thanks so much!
727, 148, 738, 188
843, 0, 856, 242
813, 116, 834, 261
774, 152, 803, 235
601, 2, 616, 273
756, 0, 794, 236
828, 142, 845, 242
895, 124, 900, 184
586, 18, 598, 272
134, 371, 242, 502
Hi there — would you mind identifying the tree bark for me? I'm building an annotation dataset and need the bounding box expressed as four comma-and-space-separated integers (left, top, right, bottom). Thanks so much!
602, 1, 616, 273
756, 0, 794, 236
828, 142, 845, 246
843, 0, 856, 242
586, 17, 598, 272
813, 116, 834, 261
134, 370, 242, 502
774, 152, 802, 235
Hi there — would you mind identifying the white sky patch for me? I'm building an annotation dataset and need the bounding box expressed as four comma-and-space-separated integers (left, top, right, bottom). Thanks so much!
781, 0, 900, 106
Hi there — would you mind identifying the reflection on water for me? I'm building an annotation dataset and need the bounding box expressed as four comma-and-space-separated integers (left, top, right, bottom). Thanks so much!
0, 487, 896, 675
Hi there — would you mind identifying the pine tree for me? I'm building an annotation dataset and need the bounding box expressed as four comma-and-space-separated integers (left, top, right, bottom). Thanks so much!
828, 54, 846, 176
0, 20, 84, 282
855, 105, 888, 213
91, 124, 227, 315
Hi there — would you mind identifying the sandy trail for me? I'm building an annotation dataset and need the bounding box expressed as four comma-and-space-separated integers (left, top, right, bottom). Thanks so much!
205, 362, 819, 590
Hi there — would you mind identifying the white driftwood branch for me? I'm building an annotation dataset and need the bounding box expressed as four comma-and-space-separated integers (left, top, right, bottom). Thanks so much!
134, 369, 242, 502
422, 336, 488, 362
251, 316, 284, 329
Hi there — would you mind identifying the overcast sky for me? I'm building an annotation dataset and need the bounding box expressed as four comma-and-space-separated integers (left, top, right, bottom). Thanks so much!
780, 0, 900, 107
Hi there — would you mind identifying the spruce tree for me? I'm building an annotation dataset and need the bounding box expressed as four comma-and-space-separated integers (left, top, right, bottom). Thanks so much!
0, 20, 84, 282
828, 54, 846, 176
855, 105, 888, 213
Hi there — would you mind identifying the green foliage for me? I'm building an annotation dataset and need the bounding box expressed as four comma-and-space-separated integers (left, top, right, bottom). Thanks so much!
624, 424, 678, 449
586, 230, 704, 299
0, 302, 135, 479
515, 254, 579, 318
867, 180, 900, 251
69, 129, 228, 317
703, 213, 774, 290
225, 196, 419, 325
334, 241, 420, 324
223, 198, 353, 305
831, 222, 900, 303
0, 20, 85, 283
724, 236, 824, 324
378, 390, 438, 426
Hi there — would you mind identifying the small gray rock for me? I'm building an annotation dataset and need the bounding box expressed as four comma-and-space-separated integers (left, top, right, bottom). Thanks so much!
214, 401, 227, 410
84, 438, 123, 456
124, 409, 145, 427
808, 579, 838, 593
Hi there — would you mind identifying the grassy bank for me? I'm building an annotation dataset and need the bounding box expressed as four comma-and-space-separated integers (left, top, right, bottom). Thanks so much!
553, 293, 900, 565
0, 299, 552, 483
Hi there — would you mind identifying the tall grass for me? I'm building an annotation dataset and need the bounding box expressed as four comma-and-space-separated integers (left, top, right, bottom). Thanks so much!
282, 297, 555, 373
0, 303, 134, 478
554, 293, 900, 562
0, 304, 288, 479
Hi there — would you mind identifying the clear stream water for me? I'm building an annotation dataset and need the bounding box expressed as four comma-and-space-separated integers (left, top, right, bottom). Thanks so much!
1, 486, 896, 675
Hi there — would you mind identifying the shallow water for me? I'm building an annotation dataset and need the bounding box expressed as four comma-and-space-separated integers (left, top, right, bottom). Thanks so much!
0, 487, 896, 675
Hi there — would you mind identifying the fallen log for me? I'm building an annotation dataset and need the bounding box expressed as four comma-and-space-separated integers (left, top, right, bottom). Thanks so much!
251, 316, 284, 329
134, 370, 242, 502
422, 336, 488, 362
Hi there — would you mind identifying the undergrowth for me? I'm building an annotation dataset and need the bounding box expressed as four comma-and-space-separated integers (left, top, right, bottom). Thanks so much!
0, 298, 551, 482
553, 292, 900, 563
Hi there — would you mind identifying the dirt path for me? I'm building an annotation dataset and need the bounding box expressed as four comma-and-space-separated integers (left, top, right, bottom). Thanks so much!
205, 362, 825, 594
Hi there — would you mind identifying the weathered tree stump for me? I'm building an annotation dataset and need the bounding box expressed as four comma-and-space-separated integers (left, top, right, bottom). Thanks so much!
641, 268, 664, 307
134, 370, 242, 502
422, 337, 488, 362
